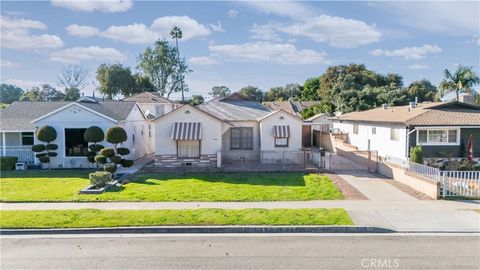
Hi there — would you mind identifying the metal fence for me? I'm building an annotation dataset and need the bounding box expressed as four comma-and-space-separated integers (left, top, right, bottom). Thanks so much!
407, 161, 440, 182
221, 150, 316, 171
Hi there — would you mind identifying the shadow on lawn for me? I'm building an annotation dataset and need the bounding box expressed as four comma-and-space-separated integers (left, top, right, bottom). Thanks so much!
129, 172, 309, 187
1, 170, 92, 179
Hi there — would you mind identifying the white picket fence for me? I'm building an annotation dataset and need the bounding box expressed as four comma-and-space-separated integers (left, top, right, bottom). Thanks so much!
408, 161, 480, 198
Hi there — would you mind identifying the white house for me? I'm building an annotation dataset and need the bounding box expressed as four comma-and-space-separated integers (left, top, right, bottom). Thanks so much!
0, 99, 148, 168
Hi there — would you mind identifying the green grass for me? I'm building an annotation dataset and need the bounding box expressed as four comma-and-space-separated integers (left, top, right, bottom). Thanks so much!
0, 171, 344, 202
0, 208, 353, 228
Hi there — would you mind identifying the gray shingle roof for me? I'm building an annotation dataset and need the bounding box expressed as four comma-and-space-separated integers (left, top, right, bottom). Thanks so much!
198, 99, 271, 121
0, 101, 136, 131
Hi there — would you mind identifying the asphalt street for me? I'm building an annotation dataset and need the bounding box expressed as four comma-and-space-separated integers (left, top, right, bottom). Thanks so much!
1, 233, 479, 270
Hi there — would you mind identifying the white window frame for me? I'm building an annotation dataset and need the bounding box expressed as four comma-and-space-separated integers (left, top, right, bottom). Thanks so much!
353, 124, 359, 135
371, 127, 376, 135
416, 128, 460, 146
390, 128, 400, 141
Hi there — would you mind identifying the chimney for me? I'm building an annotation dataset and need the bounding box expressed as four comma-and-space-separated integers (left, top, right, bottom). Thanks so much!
459, 95, 475, 105
382, 103, 388, 110
409, 101, 416, 110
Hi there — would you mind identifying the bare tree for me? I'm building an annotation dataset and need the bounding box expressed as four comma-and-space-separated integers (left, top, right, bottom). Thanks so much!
57, 65, 90, 90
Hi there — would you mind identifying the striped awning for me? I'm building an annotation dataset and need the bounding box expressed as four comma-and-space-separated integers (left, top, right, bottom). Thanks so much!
273, 125, 290, 138
171, 122, 202, 140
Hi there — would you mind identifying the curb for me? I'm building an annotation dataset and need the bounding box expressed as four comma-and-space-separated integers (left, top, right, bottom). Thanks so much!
0, 226, 395, 235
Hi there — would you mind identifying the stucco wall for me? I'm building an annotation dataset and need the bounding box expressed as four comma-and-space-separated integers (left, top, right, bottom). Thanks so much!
154, 106, 223, 156
4, 132, 21, 146
259, 111, 303, 152
119, 105, 148, 160
138, 103, 176, 118
333, 121, 407, 160
222, 121, 260, 161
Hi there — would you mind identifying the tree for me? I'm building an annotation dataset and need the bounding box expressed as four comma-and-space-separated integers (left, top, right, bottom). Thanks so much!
238, 86, 264, 102
409, 145, 423, 164
406, 80, 437, 102
264, 83, 301, 101
134, 74, 155, 92
32, 126, 58, 170
300, 101, 335, 119
439, 65, 480, 101
170, 26, 185, 102
0, 84, 24, 104
209, 86, 231, 98
94, 126, 133, 176
64, 87, 81, 101
57, 65, 89, 90
185, 95, 204, 106
138, 40, 191, 98
84, 126, 105, 168
301, 77, 320, 101
20, 84, 65, 101
96, 64, 136, 99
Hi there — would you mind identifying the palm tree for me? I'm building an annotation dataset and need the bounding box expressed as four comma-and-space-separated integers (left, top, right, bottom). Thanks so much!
170, 26, 184, 102
439, 65, 480, 101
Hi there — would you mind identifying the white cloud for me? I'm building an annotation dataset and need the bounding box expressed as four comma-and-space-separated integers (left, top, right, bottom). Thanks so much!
251, 23, 283, 42
0, 59, 19, 68
66, 24, 100, 37
279, 15, 381, 48
151, 16, 211, 41
209, 22, 225, 32
209, 42, 329, 65
409, 64, 429, 70
3, 79, 44, 89
0, 16, 46, 29
102, 23, 157, 44
51, 0, 133, 13
243, 1, 314, 20
370, 44, 442, 60
49, 46, 126, 63
0, 16, 64, 51
188, 56, 219, 66
228, 9, 239, 18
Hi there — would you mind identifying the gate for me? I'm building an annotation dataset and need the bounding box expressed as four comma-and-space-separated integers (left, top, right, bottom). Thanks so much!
326, 150, 378, 172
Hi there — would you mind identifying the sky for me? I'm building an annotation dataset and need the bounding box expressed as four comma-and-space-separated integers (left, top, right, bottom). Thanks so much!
1, 0, 479, 100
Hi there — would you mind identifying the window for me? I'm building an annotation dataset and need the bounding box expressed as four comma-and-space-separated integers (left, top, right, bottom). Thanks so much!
177, 140, 200, 158
230, 127, 253, 150
275, 137, 289, 147
390, 128, 400, 141
417, 129, 459, 145
21, 132, 34, 146
371, 127, 376, 135
65, 128, 88, 157
353, 124, 359, 135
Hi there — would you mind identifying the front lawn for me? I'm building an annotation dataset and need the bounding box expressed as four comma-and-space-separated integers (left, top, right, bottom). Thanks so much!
0, 208, 353, 228
0, 171, 344, 202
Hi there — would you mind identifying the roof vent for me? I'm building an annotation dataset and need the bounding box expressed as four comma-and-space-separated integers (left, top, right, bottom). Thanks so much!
409, 101, 416, 110
382, 104, 388, 110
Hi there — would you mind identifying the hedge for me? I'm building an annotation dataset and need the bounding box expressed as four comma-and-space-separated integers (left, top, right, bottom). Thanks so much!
0, 156, 18, 170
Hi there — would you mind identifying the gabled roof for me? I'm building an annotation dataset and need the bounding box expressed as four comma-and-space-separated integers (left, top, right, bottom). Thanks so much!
0, 101, 137, 131
263, 100, 321, 117
333, 102, 480, 126
257, 109, 303, 122
199, 92, 271, 121
306, 113, 330, 122
152, 104, 233, 125
123, 92, 173, 103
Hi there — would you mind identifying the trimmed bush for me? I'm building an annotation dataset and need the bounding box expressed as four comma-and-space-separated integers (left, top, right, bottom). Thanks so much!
88, 144, 104, 152
35, 153, 48, 158
47, 152, 58, 157
100, 148, 115, 157
84, 126, 105, 143
104, 164, 117, 173
38, 156, 50, 163
94, 155, 107, 164
36, 126, 57, 143
409, 145, 423, 164
87, 155, 96, 163
116, 147, 130, 156
45, 144, 58, 151
89, 171, 112, 188
0, 156, 18, 170
110, 155, 122, 164
31, 144, 46, 152
106, 126, 128, 144
120, 159, 134, 168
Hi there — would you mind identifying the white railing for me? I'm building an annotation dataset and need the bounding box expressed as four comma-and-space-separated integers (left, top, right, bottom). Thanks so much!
0, 146, 35, 164
441, 171, 480, 198
408, 161, 440, 182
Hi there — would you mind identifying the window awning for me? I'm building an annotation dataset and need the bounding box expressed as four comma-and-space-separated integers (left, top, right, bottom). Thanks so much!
171, 122, 202, 140
273, 125, 290, 138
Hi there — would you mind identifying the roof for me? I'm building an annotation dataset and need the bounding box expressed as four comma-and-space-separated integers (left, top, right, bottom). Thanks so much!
333, 102, 480, 126
257, 109, 303, 122
153, 104, 233, 125
0, 101, 137, 131
123, 92, 173, 103
198, 92, 271, 121
263, 100, 321, 117
306, 113, 330, 122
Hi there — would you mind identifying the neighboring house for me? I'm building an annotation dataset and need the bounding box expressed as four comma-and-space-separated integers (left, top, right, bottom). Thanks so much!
153, 93, 304, 168
0, 99, 147, 168
263, 100, 321, 118
124, 92, 180, 118
331, 101, 480, 161
304, 113, 332, 147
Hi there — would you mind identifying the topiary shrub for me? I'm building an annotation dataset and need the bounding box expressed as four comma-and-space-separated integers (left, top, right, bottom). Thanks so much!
84, 126, 105, 168
0, 156, 18, 170
32, 125, 57, 169
89, 171, 112, 188
94, 126, 134, 176
409, 145, 423, 164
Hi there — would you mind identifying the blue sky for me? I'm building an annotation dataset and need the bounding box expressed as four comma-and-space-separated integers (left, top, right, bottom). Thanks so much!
1, 0, 479, 100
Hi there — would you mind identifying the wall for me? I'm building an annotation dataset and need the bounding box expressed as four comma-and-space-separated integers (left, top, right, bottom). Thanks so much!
35, 104, 117, 169
259, 110, 303, 152
154, 106, 223, 167
119, 105, 148, 160
311, 115, 332, 131
138, 103, 176, 118
222, 121, 261, 161
4, 132, 21, 146
333, 121, 407, 160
